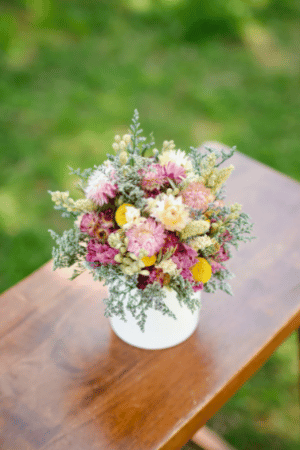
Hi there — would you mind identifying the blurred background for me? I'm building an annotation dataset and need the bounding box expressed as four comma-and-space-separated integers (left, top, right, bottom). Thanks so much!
0, 1, 299, 448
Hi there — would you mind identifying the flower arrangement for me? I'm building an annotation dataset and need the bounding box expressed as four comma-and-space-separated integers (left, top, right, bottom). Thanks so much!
49, 110, 255, 331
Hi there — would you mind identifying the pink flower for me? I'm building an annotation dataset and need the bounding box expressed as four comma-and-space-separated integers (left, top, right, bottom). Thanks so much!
80, 212, 100, 236
179, 268, 195, 284
171, 243, 198, 271
80, 209, 115, 242
85, 170, 118, 206
163, 161, 187, 184
140, 164, 166, 191
220, 230, 233, 243
163, 231, 180, 252
214, 245, 230, 262
210, 259, 226, 273
181, 182, 215, 212
192, 282, 204, 292
86, 239, 119, 266
126, 218, 166, 257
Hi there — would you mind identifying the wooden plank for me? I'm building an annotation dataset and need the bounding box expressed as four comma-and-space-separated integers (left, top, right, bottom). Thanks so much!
0, 151, 300, 450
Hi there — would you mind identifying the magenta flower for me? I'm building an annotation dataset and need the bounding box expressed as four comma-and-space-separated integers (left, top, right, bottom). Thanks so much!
80, 212, 100, 236
179, 268, 195, 284
163, 161, 187, 184
126, 218, 166, 257
171, 242, 198, 271
163, 231, 180, 253
214, 245, 230, 262
80, 209, 115, 242
86, 239, 119, 266
192, 282, 204, 292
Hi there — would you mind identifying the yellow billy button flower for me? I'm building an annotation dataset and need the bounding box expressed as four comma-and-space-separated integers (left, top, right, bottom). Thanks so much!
191, 258, 212, 284
141, 254, 157, 267
115, 203, 134, 227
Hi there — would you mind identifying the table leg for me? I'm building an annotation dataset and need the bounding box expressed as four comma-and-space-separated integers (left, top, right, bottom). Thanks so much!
191, 426, 237, 450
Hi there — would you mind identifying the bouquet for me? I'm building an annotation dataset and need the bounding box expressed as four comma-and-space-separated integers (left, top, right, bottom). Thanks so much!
49, 110, 255, 331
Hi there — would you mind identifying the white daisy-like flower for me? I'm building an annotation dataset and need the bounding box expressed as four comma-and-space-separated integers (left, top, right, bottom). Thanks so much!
156, 259, 182, 277
123, 206, 146, 230
85, 169, 117, 206
189, 235, 213, 251
158, 149, 194, 172
150, 193, 191, 232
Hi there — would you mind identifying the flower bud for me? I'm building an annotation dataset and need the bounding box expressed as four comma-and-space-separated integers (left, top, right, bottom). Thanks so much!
140, 270, 150, 276
114, 135, 121, 143
119, 151, 128, 165
114, 254, 123, 263
123, 134, 131, 144
112, 143, 119, 152
119, 140, 126, 151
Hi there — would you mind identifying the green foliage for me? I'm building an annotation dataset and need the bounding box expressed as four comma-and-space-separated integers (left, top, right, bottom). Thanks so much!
48, 226, 87, 271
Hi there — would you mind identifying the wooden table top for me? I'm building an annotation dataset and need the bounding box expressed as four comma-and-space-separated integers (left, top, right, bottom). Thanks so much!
1, 150, 300, 450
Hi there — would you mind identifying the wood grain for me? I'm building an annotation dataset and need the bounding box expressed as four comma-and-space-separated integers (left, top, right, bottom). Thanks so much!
1, 150, 300, 450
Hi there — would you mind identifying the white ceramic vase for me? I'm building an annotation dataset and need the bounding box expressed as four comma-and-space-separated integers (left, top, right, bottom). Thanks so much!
108, 286, 201, 350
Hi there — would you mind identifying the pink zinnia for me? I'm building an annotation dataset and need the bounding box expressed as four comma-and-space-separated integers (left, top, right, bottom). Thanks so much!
126, 218, 166, 257
163, 161, 187, 184
86, 239, 119, 266
85, 169, 118, 206
181, 182, 215, 212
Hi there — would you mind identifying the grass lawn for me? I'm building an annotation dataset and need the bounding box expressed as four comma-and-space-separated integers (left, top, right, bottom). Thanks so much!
0, 3, 299, 448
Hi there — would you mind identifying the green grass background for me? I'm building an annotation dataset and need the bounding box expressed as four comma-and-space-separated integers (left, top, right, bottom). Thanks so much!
0, 1, 299, 448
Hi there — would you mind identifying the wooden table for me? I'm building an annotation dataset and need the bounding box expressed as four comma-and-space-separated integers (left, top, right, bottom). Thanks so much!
1, 150, 300, 450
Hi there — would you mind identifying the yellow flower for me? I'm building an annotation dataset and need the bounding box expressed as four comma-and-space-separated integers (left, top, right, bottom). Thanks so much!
191, 258, 212, 284
115, 203, 134, 227
142, 254, 157, 267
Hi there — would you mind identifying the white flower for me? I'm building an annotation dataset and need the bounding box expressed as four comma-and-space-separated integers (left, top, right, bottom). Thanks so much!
123, 206, 146, 230
75, 213, 84, 228
156, 259, 182, 277
189, 235, 213, 251
158, 149, 193, 172
85, 168, 117, 206
150, 193, 191, 232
